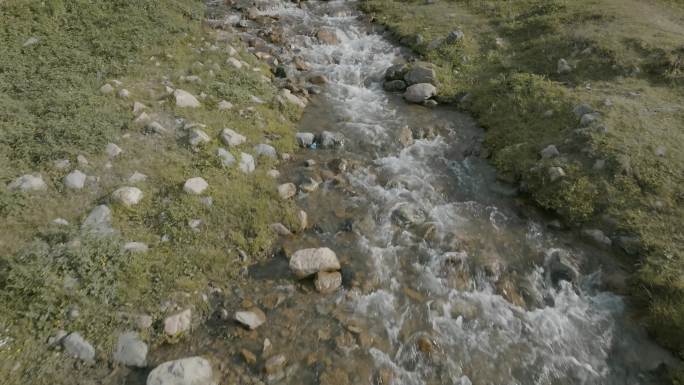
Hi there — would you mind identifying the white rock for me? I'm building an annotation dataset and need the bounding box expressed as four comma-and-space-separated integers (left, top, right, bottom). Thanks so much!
174, 89, 201, 108
53, 159, 71, 170
250, 95, 265, 104
147, 356, 214, 385
540, 145, 560, 159
62, 332, 95, 363
289, 248, 340, 278
254, 143, 277, 159
146, 121, 167, 134
184, 177, 208, 195
8, 174, 47, 192
135, 112, 151, 125
64, 170, 87, 190
112, 187, 144, 207
100, 84, 114, 94
218, 100, 234, 110
239, 153, 256, 174
77, 155, 89, 165
267, 169, 280, 178
296, 210, 308, 231
557, 58, 572, 74
111, 80, 123, 87
270, 223, 291, 236
82, 205, 115, 236
105, 143, 123, 157
164, 309, 192, 336
189, 128, 211, 147
279, 89, 306, 108
220, 128, 246, 147
124, 242, 148, 254
133, 102, 147, 114
53, 218, 70, 226
23, 36, 40, 47
128, 172, 148, 183
118, 89, 130, 99
548, 167, 566, 182
113, 332, 148, 367
234, 308, 266, 330
217, 148, 236, 167
277, 183, 297, 200
227, 57, 242, 69
227, 46, 238, 56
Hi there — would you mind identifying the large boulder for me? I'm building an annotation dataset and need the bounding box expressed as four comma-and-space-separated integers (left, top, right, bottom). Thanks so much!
147, 357, 214, 385
403, 83, 437, 103
289, 248, 341, 278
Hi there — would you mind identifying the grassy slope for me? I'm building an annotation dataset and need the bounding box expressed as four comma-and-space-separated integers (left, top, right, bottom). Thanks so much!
0, 1, 299, 383
361, 0, 684, 358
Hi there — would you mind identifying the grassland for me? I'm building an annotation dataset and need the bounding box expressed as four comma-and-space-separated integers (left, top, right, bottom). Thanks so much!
0, 1, 300, 383
361, 0, 684, 362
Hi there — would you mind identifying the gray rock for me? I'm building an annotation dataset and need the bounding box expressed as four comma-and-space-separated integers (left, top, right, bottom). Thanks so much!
133, 101, 147, 114
53, 159, 71, 170
173, 89, 201, 108
48, 330, 68, 347
315, 271, 342, 294
217, 148, 236, 167
615, 235, 641, 256
573, 103, 593, 118
184, 177, 208, 195
218, 100, 234, 110
239, 153, 256, 174
105, 143, 123, 157
113, 332, 148, 367
264, 354, 286, 375
277, 183, 297, 199
77, 154, 89, 165
112, 187, 144, 207
23, 36, 40, 47
279, 89, 306, 108
580, 112, 600, 127
296, 132, 315, 147
582, 229, 612, 247
234, 307, 266, 330
8, 174, 47, 192
404, 65, 437, 86
62, 332, 95, 363
118, 89, 130, 99
548, 167, 566, 182
267, 169, 280, 178
124, 242, 148, 254
128, 172, 148, 183
100, 84, 114, 94
593, 159, 606, 170
544, 249, 579, 285
53, 218, 70, 226
147, 356, 214, 385
227, 57, 243, 69
319, 131, 344, 148
404, 83, 437, 103
82, 205, 115, 236
188, 129, 211, 147
64, 170, 87, 190
540, 145, 560, 159
446, 30, 465, 44
164, 309, 192, 336
270, 223, 292, 236
289, 248, 340, 278
220, 128, 246, 147
385, 63, 409, 81
383, 79, 407, 92
655, 146, 667, 157
392, 204, 426, 226
557, 58, 572, 74
254, 144, 277, 159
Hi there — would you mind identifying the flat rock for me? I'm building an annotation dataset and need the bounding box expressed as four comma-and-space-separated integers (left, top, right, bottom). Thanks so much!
174, 89, 201, 108
112, 187, 144, 207
113, 331, 148, 367
220, 128, 246, 147
8, 174, 47, 192
62, 332, 95, 363
147, 356, 214, 385
234, 307, 266, 330
184, 177, 208, 195
164, 309, 192, 336
315, 271, 342, 294
289, 248, 340, 278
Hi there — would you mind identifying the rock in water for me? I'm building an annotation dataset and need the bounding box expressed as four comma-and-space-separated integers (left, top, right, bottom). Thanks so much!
113, 331, 148, 367
404, 65, 436, 86
289, 248, 341, 278
234, 307, 266, 330
264, 354, 286, 374
296, 132, 315, 147
315, 271, 342, 294
403, 83, 436, 103
278, 183, 297, 200
173, 89, 201, 108
147, 357, 214, 385
62, 332, 95, 363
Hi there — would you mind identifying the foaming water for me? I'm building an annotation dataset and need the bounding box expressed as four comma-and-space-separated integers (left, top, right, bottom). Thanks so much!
198, 1, 677, 384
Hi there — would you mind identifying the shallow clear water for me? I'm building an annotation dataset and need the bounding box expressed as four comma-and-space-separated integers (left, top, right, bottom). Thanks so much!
175, 1, 677, 384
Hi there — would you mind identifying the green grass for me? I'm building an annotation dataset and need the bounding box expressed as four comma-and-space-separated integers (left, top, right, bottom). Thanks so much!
362, 0, 684, 360
0, 1, 301, 383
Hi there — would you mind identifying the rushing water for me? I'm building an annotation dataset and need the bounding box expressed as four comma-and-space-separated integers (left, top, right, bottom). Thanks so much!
182, 1, 678, 384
